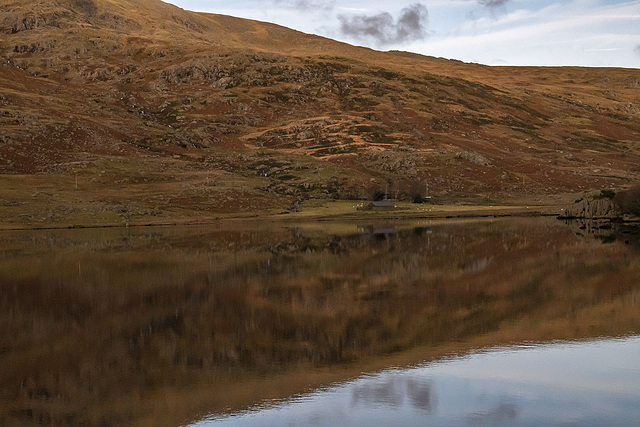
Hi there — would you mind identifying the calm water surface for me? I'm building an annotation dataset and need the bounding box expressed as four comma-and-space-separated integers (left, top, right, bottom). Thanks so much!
198, 337, 640, 426
0, 218, 639, 425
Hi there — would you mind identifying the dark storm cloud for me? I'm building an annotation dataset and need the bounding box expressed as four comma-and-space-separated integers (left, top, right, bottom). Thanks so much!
273, 0, 335, 13
338, 3, 428, 47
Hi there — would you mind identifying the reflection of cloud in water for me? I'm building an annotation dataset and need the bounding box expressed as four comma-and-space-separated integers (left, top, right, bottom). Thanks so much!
467, 402, 518, 423
407, 378, 434, 412
351, 375, 433, 412
193, 337, 640, 426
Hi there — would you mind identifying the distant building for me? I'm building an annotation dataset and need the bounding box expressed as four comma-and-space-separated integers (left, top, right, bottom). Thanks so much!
360, 200, 395, 210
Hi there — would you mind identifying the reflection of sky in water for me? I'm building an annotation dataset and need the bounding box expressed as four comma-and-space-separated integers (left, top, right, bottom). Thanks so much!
194, 336, 640, 426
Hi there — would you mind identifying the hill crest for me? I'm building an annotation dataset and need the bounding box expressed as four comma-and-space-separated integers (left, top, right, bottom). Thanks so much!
1, 0, 639, 225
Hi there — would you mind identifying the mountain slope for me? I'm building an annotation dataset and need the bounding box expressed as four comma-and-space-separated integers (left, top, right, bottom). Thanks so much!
1, 0, 639, 226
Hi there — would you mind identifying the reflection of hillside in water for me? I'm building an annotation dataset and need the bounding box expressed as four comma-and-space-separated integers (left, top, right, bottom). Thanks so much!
1, 218, 639, 425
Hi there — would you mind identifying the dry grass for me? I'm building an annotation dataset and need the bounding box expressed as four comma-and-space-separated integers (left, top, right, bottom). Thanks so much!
1, 0, 640, 228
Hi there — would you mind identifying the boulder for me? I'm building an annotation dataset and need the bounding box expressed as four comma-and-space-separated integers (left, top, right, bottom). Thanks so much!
561, 193, 619, 219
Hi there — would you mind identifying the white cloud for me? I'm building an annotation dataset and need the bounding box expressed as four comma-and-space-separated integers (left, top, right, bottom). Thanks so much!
411, 0, 640, 66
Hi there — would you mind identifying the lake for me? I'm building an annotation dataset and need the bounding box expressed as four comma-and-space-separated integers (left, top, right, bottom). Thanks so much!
199, 337, 640, 426
0, 217, 639, 425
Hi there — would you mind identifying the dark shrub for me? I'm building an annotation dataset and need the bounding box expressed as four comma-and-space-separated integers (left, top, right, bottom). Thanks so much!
597, 189, 616, 200
615, 184, 640, 216
372, 190, 386, 201
409, 180, 425, 203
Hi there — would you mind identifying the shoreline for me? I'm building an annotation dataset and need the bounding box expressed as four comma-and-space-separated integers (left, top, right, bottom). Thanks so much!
3, 197, 637, 233
0, 201, 565, 232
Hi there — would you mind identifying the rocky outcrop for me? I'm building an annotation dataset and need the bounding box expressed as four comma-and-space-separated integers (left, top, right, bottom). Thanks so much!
1, 8, 75, 34
457, 151, 491, 166
560, 192, 620, 219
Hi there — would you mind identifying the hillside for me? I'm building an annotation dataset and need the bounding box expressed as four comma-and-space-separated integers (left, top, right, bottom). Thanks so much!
1, 0, 640, 227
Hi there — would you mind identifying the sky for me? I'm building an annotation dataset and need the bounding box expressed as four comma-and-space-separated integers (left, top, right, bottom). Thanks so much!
164, 0, 640, 68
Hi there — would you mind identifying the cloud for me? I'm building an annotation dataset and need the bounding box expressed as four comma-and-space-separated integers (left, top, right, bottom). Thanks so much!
635, 44, 640, 56
413, 2, 640, 67
466, 403, 518, 423
273, 0, 335, 13
338, 3, 429, 47
478, 0, 510, 7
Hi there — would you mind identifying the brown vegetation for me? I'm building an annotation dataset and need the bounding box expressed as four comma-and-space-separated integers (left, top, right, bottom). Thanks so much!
1, 0, 640, 227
